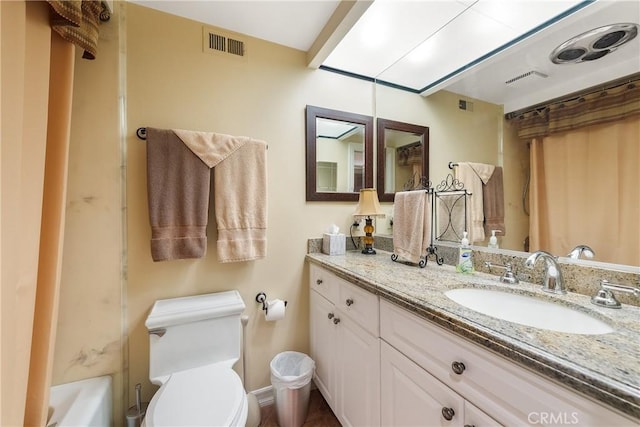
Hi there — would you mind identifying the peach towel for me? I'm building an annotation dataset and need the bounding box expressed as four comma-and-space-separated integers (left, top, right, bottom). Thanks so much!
174, 129, 267, 263
393, 190, 431, 264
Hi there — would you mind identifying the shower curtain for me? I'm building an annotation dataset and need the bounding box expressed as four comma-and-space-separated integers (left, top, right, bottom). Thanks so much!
529, 116, 640, 265
1, 1, 102, 425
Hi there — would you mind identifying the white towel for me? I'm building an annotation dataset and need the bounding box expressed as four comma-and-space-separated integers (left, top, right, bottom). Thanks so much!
393, 191, 431, 264
456, 162, 495, 243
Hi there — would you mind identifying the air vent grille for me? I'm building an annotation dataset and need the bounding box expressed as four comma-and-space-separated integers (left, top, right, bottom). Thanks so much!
203, 27, 247, 60
227, 38, 244, 56
505, 71, 548, 86
209, 33, 226, 52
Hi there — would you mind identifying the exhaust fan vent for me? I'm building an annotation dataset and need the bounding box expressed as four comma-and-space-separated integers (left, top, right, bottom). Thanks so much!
203, 27, 247, 60
505, 70, 548, 86
550, 23, 638, 64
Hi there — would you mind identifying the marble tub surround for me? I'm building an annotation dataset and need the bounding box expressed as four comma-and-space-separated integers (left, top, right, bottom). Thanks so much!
306, 250, 640, 420
308, 237, 640, 307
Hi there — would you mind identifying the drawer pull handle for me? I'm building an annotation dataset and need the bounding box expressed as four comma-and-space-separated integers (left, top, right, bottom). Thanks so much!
441, 407, 455, 421
451, 361, 466, 375
464, 425, 475, 427
345, 298, 354, 306
333, 317, 341, 325
327, 313, 334, 319
316, 279, 323, 285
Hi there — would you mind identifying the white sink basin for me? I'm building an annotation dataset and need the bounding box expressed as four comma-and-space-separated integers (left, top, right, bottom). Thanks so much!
445, 288, 614, 335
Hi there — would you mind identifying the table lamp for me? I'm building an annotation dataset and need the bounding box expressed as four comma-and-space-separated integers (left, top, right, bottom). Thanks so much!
353, 188, 385, 255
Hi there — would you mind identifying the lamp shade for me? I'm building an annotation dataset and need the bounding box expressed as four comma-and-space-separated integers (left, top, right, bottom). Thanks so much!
353, 188, 385, 217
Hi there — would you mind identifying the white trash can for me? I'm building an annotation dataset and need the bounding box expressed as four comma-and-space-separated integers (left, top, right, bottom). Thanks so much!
270, 351, 315, 427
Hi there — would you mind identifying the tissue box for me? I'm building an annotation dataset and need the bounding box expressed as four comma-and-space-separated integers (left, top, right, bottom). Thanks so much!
322, 233, 346, 255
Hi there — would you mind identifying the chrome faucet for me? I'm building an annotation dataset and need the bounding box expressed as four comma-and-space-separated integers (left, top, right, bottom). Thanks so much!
525, 250, 566, 294
591, 279, 640, 309
567, 244, 595, 260
484, 261, 519, 284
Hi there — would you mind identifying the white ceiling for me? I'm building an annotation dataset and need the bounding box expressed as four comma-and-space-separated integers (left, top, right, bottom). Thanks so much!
129, 0, 640, 113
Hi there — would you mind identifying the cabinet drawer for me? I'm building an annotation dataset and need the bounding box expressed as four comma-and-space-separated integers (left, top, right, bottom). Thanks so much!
309, 264, 338, 303
338, 278, 379, 336
380, 299, 635, 426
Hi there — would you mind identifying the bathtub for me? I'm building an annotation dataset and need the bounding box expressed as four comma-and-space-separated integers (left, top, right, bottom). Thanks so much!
48, 375, 112, 427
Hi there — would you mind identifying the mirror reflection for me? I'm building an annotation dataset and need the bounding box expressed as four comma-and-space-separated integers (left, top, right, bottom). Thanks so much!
374, 79, 640, 267
305, 105, 373, 202
316, 117, 365, 193
376, 119, 429, 202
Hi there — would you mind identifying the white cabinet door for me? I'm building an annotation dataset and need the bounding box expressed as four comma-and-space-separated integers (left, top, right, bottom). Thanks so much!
310, 290, 338, 411
381, 340, 464, 427
337, 311, 381, 427
464, 401, 503, 427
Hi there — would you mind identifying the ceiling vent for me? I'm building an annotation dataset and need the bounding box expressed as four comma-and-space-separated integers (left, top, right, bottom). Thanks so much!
550, 23, 638, 64
203, 27, 247, 60
505, 70, 548, 86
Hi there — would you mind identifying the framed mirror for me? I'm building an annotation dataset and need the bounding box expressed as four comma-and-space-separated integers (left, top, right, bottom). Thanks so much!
306, 105, 374, 201
376, 118, 429, 202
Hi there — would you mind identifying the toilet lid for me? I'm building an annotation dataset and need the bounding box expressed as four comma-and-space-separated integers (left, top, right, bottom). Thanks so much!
145, 364, 247, 427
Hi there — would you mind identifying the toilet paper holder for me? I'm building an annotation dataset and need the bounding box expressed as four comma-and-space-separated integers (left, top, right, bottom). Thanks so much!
255, 292, 287, 314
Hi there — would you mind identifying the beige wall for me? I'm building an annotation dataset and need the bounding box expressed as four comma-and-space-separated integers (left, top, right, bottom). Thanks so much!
51, 3, 528, 424
124, 2, 376, 408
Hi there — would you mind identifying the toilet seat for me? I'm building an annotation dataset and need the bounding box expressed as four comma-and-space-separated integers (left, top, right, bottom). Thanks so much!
144, 363, 248, 427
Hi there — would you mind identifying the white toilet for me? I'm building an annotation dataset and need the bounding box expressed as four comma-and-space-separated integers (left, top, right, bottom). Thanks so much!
143, 290, 248, 426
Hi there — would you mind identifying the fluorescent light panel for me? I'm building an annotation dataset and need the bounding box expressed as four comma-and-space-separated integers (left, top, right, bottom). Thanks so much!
322, 0, 585, 91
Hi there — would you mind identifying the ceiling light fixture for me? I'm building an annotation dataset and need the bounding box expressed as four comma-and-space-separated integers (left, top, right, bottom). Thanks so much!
550, 23, 638, 64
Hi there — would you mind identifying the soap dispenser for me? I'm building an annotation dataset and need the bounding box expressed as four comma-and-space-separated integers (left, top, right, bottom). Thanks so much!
488, 230, 501, 249
456, 231, 474, 274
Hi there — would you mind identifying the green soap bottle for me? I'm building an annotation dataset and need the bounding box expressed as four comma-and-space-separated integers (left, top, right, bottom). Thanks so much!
456, 231, 474, 274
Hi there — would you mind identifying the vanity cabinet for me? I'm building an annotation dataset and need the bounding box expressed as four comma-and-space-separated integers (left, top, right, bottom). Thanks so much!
309, 265, 380, 427
380, 299, 634, 427
309, 263, 635, 427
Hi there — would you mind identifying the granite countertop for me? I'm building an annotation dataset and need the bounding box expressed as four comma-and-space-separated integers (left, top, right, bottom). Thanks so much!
306, 250, 640, 420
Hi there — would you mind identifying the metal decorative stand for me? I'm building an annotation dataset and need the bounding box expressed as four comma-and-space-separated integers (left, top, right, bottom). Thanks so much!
391, 177, 443, 267
434, 174, 471, 244
391, 169, 471, 268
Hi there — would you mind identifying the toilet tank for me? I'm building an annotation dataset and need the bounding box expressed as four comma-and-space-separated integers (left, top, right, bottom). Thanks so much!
145, 290, 246, 384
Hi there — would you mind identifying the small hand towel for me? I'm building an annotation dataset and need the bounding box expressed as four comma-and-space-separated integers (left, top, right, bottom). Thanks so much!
393, 190, 431, 264
456, 162, 495, 243
483, 166, 506, 236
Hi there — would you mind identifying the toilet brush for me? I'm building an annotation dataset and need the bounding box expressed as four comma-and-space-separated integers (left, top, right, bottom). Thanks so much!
242, 315, 261, 427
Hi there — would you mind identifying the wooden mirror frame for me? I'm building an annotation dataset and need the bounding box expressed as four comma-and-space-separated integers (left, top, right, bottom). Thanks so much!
376, 118, 430, 202
306, 105, 374, 201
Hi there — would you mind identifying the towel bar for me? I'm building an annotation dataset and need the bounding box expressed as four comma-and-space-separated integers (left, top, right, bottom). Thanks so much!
136, 127, 268, 149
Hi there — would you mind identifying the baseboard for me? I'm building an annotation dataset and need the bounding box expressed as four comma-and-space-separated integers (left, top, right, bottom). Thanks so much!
249, 385, 274, 407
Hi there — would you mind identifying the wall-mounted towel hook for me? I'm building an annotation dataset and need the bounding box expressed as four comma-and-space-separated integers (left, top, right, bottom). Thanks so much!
255, 292, 287, 313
